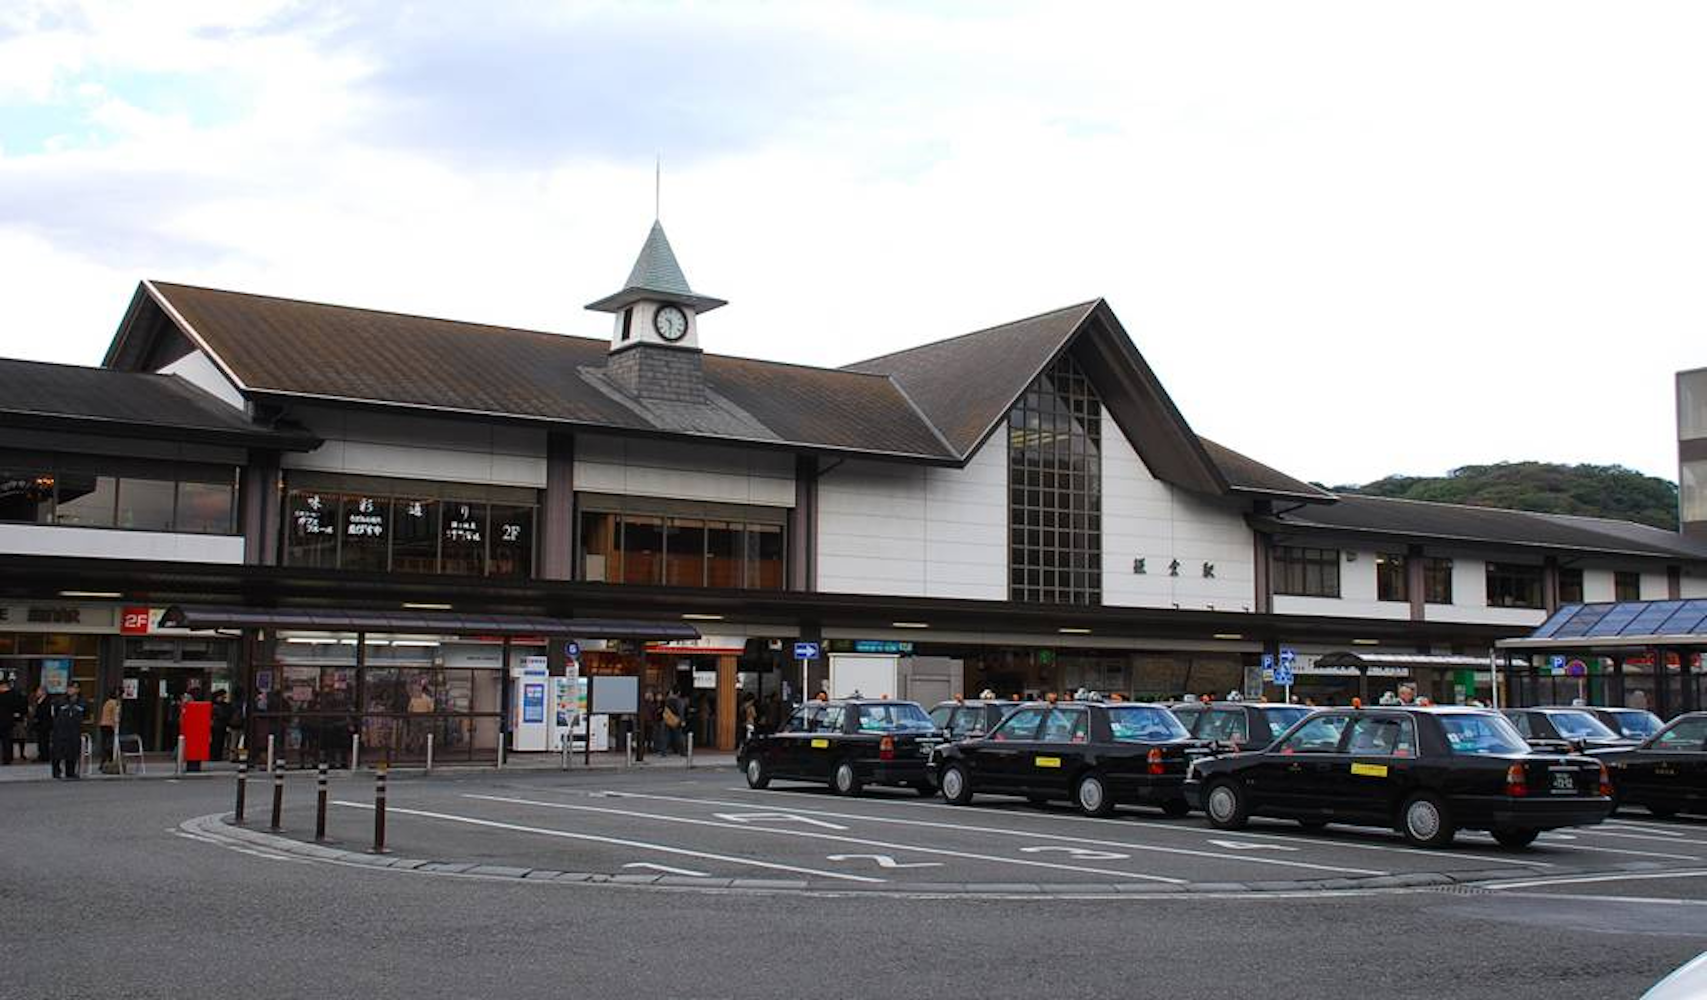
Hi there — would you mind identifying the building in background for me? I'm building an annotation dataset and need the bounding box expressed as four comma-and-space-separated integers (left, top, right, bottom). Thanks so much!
1681, 366, 1707, 540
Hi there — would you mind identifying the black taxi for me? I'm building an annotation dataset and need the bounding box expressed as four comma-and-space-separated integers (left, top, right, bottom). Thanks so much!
1169, 700, 1313, 751
928, 699, 1023, 740
1502, 707, 1639, 751
1184, 706, 1613, 848
1596, 711, 1707, 819
738, 698, 941, 796
933, 701, 1205, 817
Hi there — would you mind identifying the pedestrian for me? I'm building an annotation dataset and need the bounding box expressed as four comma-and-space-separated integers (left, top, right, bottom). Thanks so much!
1396, 683, 1418, 706
32, 686, 52, 763
50, 682, 88, 780
209, 690, 232, 763
740, 694, 757, 748
0, 677, 24, 766
98, 686, 121, 764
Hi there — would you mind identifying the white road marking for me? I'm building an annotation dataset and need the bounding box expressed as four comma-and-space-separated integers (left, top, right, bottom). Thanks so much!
1208, 840, 1299, 852
1607, 819, 1692, 835
588, 790, 1387, 876
1578, 827, 1707, 848
1465, 832, 1700, 862
825, 854, 942, 870
1019, 846, 1129, 860
713, 812, 849, 831
1492, 890, 1707, 908
721, 786, 1554, 868
332, 801, 882, 884
171, 829, 308, 864
465, 793, 1187, 883
1484, 869, 1707, 892
622, 862, 709, 877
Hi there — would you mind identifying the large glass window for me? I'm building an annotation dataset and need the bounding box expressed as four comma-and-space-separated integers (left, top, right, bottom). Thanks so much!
1680, 369, 1707, 441
0, 451, 235, 534
1008, 352, 1101, 605
115, 477, 176, 531
577, 500, 784, 591
1375, 554, 1408, 602
1486, 562, 1544, 609
281, 474, 537, 578
176, 479, 236, 534
1558, 567, 1584, 605
1614, 571, 1642, 602
0, 465, 54, 523
1684, 460, 1707, 524
1424, 557, 1453, 604
1275, 546, 1340, 598
54, 472, 117, 528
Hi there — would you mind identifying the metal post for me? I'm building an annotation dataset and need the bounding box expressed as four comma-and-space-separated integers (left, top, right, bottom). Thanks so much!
497, 731, 505, 770
625, 725, 634, 768
267, 732, 276, 774
269, 760, 284, 832
370, 765, 388, 854
686, 731, 694, 769
425, 731, 434, 774
174, 734, 185, 775
560, 730, 570, 771
234, 750, 248, 825
314, 761, 329, 842
1490, 649, 1502, 710
351, 732, 360, 772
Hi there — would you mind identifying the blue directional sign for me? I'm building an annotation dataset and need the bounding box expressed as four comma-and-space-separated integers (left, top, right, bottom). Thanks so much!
1260, 652, 1275, 679
1273, 662, 1294, 687
1279, 648, 1296, 668
565, 641, 581, 659
793, 641, 821, 661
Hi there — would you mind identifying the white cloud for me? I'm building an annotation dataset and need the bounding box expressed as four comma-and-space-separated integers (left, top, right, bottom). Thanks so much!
1, 0, 1702, 486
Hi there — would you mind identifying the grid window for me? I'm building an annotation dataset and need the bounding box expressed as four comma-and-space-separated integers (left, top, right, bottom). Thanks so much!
1424, 557, 1453, 604
1486, 562, 1544, 609
282, 474, 536, 578
1558, 567, 1584, 605
1614, 571, 1641, 602
1275, 546, 1341, 598
1008, 353, 1101, 605
577, 503, 784, 591
1375, 554, 1408, 603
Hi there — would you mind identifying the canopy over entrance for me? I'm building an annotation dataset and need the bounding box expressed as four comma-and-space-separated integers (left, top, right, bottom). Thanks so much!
159, 604, 701, 641
1494, 601, 1706, 717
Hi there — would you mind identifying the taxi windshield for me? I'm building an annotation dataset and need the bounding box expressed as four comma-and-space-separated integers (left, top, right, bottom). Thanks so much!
1548, 711, 1618, 740
1439, 713, 1529, 755
1612, 711, 1662, 738
1105, 706, 1190, 742
1260, 707, 1311, 732
855, 703, 934, 733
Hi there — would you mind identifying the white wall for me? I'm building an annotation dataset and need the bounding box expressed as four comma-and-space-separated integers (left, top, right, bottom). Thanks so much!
1422, 553, 1547, 626
1682, 569, 1707, 599
574, 433, 794, 507
815, 435, 1006, 600
1640, 570, 1669, 601
1271, 549, 1410, 620
1101, 425, 1255, 611
283, 405, 547, 487
0, 523, 244, 563
158, 349, 245, 411
1582, 569, 1616, 603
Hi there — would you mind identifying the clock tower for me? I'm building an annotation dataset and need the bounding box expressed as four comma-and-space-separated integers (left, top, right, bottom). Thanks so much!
586, 220, 725, 403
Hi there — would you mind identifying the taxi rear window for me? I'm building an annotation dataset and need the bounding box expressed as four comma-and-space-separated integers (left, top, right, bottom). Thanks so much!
1106, 706, 1190, 742
1548, 711, 1617, 740
855, 703, 934, 732
1611, 711, 1661, 738
1439, 714, 1529, 755
1260, 707, 1310, 733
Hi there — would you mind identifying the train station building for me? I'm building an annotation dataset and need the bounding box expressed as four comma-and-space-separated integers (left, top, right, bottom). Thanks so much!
3, 220, 1705, 760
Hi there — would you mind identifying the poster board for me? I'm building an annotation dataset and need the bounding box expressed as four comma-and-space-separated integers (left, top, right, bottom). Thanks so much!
588, 675, 638, 715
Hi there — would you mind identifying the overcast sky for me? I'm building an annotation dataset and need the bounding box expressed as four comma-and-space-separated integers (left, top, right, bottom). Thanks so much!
1, 1, 1701, 486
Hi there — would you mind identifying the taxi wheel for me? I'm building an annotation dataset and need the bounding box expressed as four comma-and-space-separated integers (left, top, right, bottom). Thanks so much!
1075, 773, 1115, 818
1161, 798, 1192, 818
1399, 793, 1456, 848
744, 756, 770, 790
940, 764, 974, 805
1203, 780, 1249, 830
832, 761, 863, 797
1492, 828, 1539, 849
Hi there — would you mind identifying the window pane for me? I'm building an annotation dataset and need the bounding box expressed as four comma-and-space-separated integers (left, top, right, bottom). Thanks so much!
285, 490, 339, 567
0, 467, 55, 523
341, 494, 389, 572
441, 501, 488, 576
391, 498, 438, 573
664, 517, 706, 587
580, 511, 618, 582
1376, 554, 1407, 603
1558, 568, 1584, 605
115, 477, 176, 531
55, 472, 116, 527
489, 504, 533, 578
175, 480, 234, 534
744, 523, 784, 590
706, 520, 743, 588
621, 515, 663, 585
1614, 571, 1641, 602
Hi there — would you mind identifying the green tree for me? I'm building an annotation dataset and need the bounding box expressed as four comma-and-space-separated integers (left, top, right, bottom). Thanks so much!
1335, 462, 1679, 530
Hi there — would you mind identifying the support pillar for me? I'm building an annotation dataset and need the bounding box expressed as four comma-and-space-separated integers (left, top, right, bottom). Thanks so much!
1653, 646, 1670, 719
715, 655, 737, 752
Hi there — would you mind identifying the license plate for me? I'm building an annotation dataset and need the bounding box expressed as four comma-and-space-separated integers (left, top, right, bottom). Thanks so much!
1550, 771, 1576, 794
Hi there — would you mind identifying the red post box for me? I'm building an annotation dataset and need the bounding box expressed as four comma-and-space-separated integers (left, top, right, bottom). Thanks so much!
181, 700, 212, 763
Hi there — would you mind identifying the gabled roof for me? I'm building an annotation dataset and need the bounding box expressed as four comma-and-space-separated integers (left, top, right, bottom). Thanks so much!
1259, 493, 1707, 561
108, 281, 954, 462
585, 221, 727, 314
0, 356, 318, 450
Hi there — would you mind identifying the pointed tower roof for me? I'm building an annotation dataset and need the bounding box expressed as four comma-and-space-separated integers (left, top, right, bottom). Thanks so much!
586, 220, 727, 313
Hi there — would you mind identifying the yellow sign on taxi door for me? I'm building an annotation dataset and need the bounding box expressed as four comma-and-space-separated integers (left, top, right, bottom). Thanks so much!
811, 738, 830, 749
1035, 756, 1062, 768
1350, 762, 1389, 778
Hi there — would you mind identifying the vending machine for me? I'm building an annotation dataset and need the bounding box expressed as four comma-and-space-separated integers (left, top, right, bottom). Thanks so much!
509, 656, 551, 752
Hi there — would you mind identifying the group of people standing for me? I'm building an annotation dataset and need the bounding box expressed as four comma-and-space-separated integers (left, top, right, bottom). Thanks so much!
0, 677, 91, 779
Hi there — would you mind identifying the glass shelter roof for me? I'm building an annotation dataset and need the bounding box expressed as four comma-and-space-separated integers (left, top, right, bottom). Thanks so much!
1499, 600, 1707, 649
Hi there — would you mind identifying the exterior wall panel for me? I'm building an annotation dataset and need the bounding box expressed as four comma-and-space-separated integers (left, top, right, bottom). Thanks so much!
283, 405, 547, 487
573, 434, 793, 507
0, 523, 244, 563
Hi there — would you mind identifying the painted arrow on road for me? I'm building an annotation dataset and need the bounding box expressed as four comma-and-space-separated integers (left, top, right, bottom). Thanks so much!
1019, 846, 1130, 861
713, 812, 849, 831
825, 854, 943, 870
1206, 839, 1299, 852
622, 863, 709, 877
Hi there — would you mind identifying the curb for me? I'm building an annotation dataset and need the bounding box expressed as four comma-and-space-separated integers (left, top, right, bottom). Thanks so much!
186, 814, 1627, 899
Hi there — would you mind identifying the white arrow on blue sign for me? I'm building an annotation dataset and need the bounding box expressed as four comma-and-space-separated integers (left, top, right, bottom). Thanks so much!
1279, 648, 1296, 668
793, 642, 821, 661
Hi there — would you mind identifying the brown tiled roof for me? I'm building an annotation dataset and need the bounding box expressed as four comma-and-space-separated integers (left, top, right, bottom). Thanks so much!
142, 282, 957, 461
1198, 438, 1335, 500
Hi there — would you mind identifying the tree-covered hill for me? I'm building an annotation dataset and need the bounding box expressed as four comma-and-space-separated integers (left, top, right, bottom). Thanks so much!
1331, 462, 1680, 531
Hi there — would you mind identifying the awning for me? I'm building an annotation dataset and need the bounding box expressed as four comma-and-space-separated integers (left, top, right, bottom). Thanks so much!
158, 605, 701, 641
1313, 651, 1519, 670
1497, 599, 1707, 650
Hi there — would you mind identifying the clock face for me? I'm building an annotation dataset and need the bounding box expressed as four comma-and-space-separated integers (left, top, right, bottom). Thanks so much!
654, 305, 689, 342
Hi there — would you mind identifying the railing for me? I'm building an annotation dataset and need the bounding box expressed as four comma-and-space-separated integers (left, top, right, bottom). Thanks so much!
250, 712, 503, 767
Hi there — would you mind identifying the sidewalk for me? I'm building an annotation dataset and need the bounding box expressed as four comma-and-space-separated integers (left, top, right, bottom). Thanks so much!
0, 750, 740, 783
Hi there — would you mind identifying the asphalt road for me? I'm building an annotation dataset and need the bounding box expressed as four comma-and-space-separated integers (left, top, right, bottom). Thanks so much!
3, 767, 1705, 999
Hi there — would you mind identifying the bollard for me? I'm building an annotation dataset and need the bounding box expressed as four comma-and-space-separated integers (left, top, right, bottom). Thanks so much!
625, 730, 634, 768
266, 733, 276, 774
314, 761, 329, 842
370, 765, 388, 854
425, 732, 434, 774
175, 734, 186, 775
497, 731, 506, 770
234, 750, 249, 825
560, 732, 570, 771
269, 759, 284, 832
686, 731, 694, 769
351, 732, 360, 772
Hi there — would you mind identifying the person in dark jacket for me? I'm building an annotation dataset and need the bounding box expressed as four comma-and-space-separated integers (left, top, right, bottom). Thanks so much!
0, 678, 24, 765
50, 683, 88, 780
209, 690, 232, 762
32, 687, 52, 763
